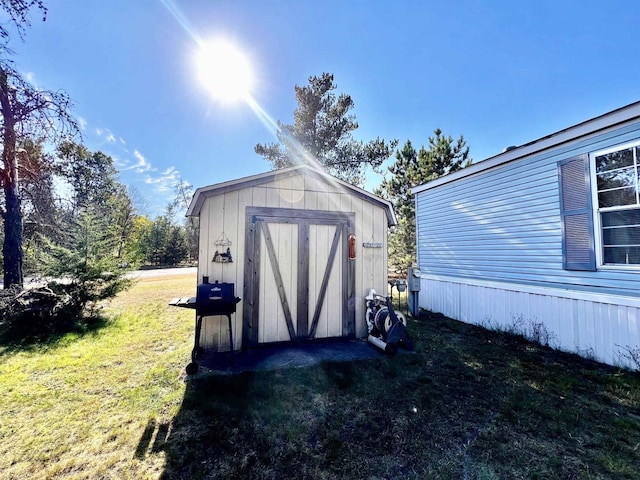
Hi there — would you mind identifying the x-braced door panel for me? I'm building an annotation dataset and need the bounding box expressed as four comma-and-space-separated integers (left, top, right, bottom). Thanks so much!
242, 207, 355, 349
308, 224, 344, 339
258, 221, 298, 344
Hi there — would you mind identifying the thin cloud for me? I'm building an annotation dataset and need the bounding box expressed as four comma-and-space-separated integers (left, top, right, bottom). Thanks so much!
144, 166, 180, 192
112, 154, 129, 170
134, 150, 145, 163
133, 150, 153, 173
87, 122, 185, 212
96, 127, 118, 144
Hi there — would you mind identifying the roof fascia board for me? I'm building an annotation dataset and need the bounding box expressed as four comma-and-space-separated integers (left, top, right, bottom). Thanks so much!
186, 166, 303, 216
186, 164, 397, 226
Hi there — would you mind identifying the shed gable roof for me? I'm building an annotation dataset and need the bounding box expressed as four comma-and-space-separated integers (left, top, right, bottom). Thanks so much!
187, 164, 397, 226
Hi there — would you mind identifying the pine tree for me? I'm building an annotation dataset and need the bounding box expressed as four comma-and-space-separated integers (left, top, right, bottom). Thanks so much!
255, 73, 396, 186
39, 208, 130, 317
377, 130, 471, 273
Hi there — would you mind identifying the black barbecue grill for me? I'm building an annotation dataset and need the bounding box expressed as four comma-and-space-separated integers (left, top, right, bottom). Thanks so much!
169, 278, 240, 374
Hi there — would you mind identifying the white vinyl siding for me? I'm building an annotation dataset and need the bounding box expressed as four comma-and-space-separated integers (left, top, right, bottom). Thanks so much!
420, 275, 640, 369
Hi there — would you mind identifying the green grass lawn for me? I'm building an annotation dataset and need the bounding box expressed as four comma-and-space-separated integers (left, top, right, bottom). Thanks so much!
1, 274, 639, 479
0, 274, 195, 479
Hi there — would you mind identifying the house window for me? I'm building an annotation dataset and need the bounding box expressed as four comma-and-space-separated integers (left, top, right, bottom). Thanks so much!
593, 141, 640, 266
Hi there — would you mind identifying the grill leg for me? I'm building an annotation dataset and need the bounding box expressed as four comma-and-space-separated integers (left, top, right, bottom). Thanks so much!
192, 315, 203, 362
186, 315, 203, 375
227, 314, 234, 354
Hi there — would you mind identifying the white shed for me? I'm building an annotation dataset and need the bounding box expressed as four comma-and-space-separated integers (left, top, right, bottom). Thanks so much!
186, 165, 396, 352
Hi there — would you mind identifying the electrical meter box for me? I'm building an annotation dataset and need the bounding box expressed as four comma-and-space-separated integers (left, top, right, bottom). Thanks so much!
408, 267, 421, 292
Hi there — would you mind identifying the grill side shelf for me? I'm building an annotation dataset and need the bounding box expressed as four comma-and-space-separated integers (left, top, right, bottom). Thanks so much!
168, 297, 197, 309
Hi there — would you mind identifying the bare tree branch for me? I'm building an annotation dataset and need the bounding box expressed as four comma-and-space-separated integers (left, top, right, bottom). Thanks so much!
0, 0, 47, 45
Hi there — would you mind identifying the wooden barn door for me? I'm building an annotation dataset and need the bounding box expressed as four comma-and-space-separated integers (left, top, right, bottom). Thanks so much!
242, 207, 355, 348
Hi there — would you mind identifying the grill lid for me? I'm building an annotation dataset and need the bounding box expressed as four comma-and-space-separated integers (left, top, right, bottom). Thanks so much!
195, 280, 240, 315
196, 281, 235, 306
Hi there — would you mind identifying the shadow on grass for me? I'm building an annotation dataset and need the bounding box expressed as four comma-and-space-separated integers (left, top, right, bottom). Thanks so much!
149, 313, 640, 480
135, 418, 172, 458
0, 312, 110, 356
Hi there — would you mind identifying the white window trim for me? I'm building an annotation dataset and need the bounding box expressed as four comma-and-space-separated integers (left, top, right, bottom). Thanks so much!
590, 139, 640, 269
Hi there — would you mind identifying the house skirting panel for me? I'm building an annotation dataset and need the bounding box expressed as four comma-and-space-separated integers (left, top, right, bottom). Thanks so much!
420, 275, 640, 369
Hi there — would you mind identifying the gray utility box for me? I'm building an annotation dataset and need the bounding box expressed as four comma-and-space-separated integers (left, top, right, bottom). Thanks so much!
408, 267, 421, 291
407, 267, 421, 317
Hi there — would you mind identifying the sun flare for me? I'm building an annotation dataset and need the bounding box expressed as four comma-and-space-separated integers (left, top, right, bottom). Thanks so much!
195, 39, 253, 102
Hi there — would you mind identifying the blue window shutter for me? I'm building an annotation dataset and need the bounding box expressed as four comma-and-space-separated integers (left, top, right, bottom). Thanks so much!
558, 155, 596, 271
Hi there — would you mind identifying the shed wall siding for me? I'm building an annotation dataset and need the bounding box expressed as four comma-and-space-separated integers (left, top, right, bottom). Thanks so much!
197, 172, 388, 351
416, 121, 640, 295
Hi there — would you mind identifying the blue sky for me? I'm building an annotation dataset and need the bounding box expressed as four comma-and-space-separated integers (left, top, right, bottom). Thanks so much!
6, 0, 640, 215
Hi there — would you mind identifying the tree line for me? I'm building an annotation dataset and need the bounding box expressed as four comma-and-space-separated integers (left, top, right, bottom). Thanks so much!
2, 138, 198, 277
